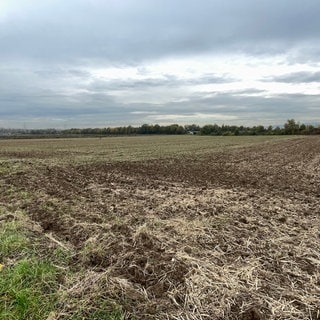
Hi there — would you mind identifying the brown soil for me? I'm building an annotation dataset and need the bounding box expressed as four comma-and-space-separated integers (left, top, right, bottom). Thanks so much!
1, 136, 319, 319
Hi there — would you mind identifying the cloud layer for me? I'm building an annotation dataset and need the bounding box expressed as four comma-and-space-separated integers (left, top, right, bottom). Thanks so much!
0, 0, 320, 128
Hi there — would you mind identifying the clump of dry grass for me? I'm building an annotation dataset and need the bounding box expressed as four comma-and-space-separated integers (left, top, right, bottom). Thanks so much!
53, 188, 320, 319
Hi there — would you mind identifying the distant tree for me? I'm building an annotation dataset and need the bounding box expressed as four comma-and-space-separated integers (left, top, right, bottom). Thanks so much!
299, 124, 306, 133
140, 124, 150, 134
266, 125, 273, 134
185, 124, 200, 133
153, 124, 161, 134
256, 125, 266, 135
273, 126, 283, 135
284, 119, 300, 135
201, 125, 214, 135
305, 124, 315, 135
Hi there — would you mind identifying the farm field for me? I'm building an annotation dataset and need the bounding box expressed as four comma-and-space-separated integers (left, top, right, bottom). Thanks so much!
0, 135, 319, 320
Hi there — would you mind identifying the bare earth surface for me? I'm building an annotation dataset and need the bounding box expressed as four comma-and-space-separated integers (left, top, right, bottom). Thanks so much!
0, 136, 319, 319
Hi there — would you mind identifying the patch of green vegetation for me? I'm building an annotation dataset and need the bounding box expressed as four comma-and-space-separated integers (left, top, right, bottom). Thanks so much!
0, 188, 32, 209
51, 247, 72, 266
0, 212, 124, 319
68, 300, 124, 320
19, 191, 30, 200
0, 219, 29, 260
0, 162, 21, 174
0, 212, 57, 319
0, 259, 58, 320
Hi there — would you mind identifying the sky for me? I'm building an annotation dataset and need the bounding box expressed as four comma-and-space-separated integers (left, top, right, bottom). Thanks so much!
0, 0, 320, 128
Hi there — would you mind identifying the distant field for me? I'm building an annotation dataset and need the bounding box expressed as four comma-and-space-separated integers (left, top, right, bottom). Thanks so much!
0, 135, 295, 164
0, 135, 319, 320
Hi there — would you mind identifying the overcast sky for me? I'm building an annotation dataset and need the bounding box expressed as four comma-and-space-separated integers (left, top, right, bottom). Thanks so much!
1, 0, 320, 128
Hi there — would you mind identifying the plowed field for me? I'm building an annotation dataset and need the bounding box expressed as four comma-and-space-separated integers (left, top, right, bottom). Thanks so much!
0, 136, 319, 319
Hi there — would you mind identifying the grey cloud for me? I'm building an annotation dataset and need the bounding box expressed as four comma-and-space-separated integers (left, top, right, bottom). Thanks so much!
153, 91, 320, 121
287, 45, 320, 64
87, 74, 235, 92
263, 71, 320, 83
1, 0, 320, 128
1, 0, 320, 65
33, 68, 91, 79
227, 88, 266, 95
88, 78, 175, 92
192, 74, 237, 85
0, 89, 121, 118
1, 88, 319, 128
121, 91, 320, 125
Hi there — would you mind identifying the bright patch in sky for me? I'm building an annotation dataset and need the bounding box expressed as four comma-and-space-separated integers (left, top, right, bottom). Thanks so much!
86, 54, 320, 104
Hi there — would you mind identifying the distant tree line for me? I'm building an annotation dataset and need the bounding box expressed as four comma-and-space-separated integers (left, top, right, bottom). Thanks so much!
62, 119, 319, 136
0, 119, 319, 138
64, 123, 186, 136
199, 119, 318, 136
